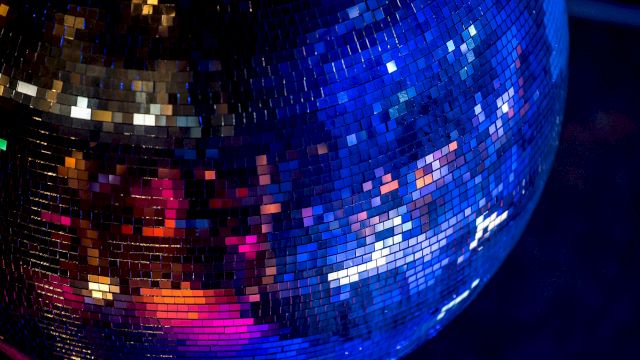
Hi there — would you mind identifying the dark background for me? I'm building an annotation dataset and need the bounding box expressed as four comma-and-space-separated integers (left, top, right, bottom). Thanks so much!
408, 2, 640, 359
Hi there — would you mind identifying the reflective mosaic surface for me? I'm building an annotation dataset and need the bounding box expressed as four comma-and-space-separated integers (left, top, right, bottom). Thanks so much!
0, 1, 568, 359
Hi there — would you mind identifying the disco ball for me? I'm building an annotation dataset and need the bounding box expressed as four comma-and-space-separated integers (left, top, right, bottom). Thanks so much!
0, 0, 568, 358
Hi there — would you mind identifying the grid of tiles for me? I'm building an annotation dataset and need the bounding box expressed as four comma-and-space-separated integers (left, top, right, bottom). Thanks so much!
0, 0, 568, 359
